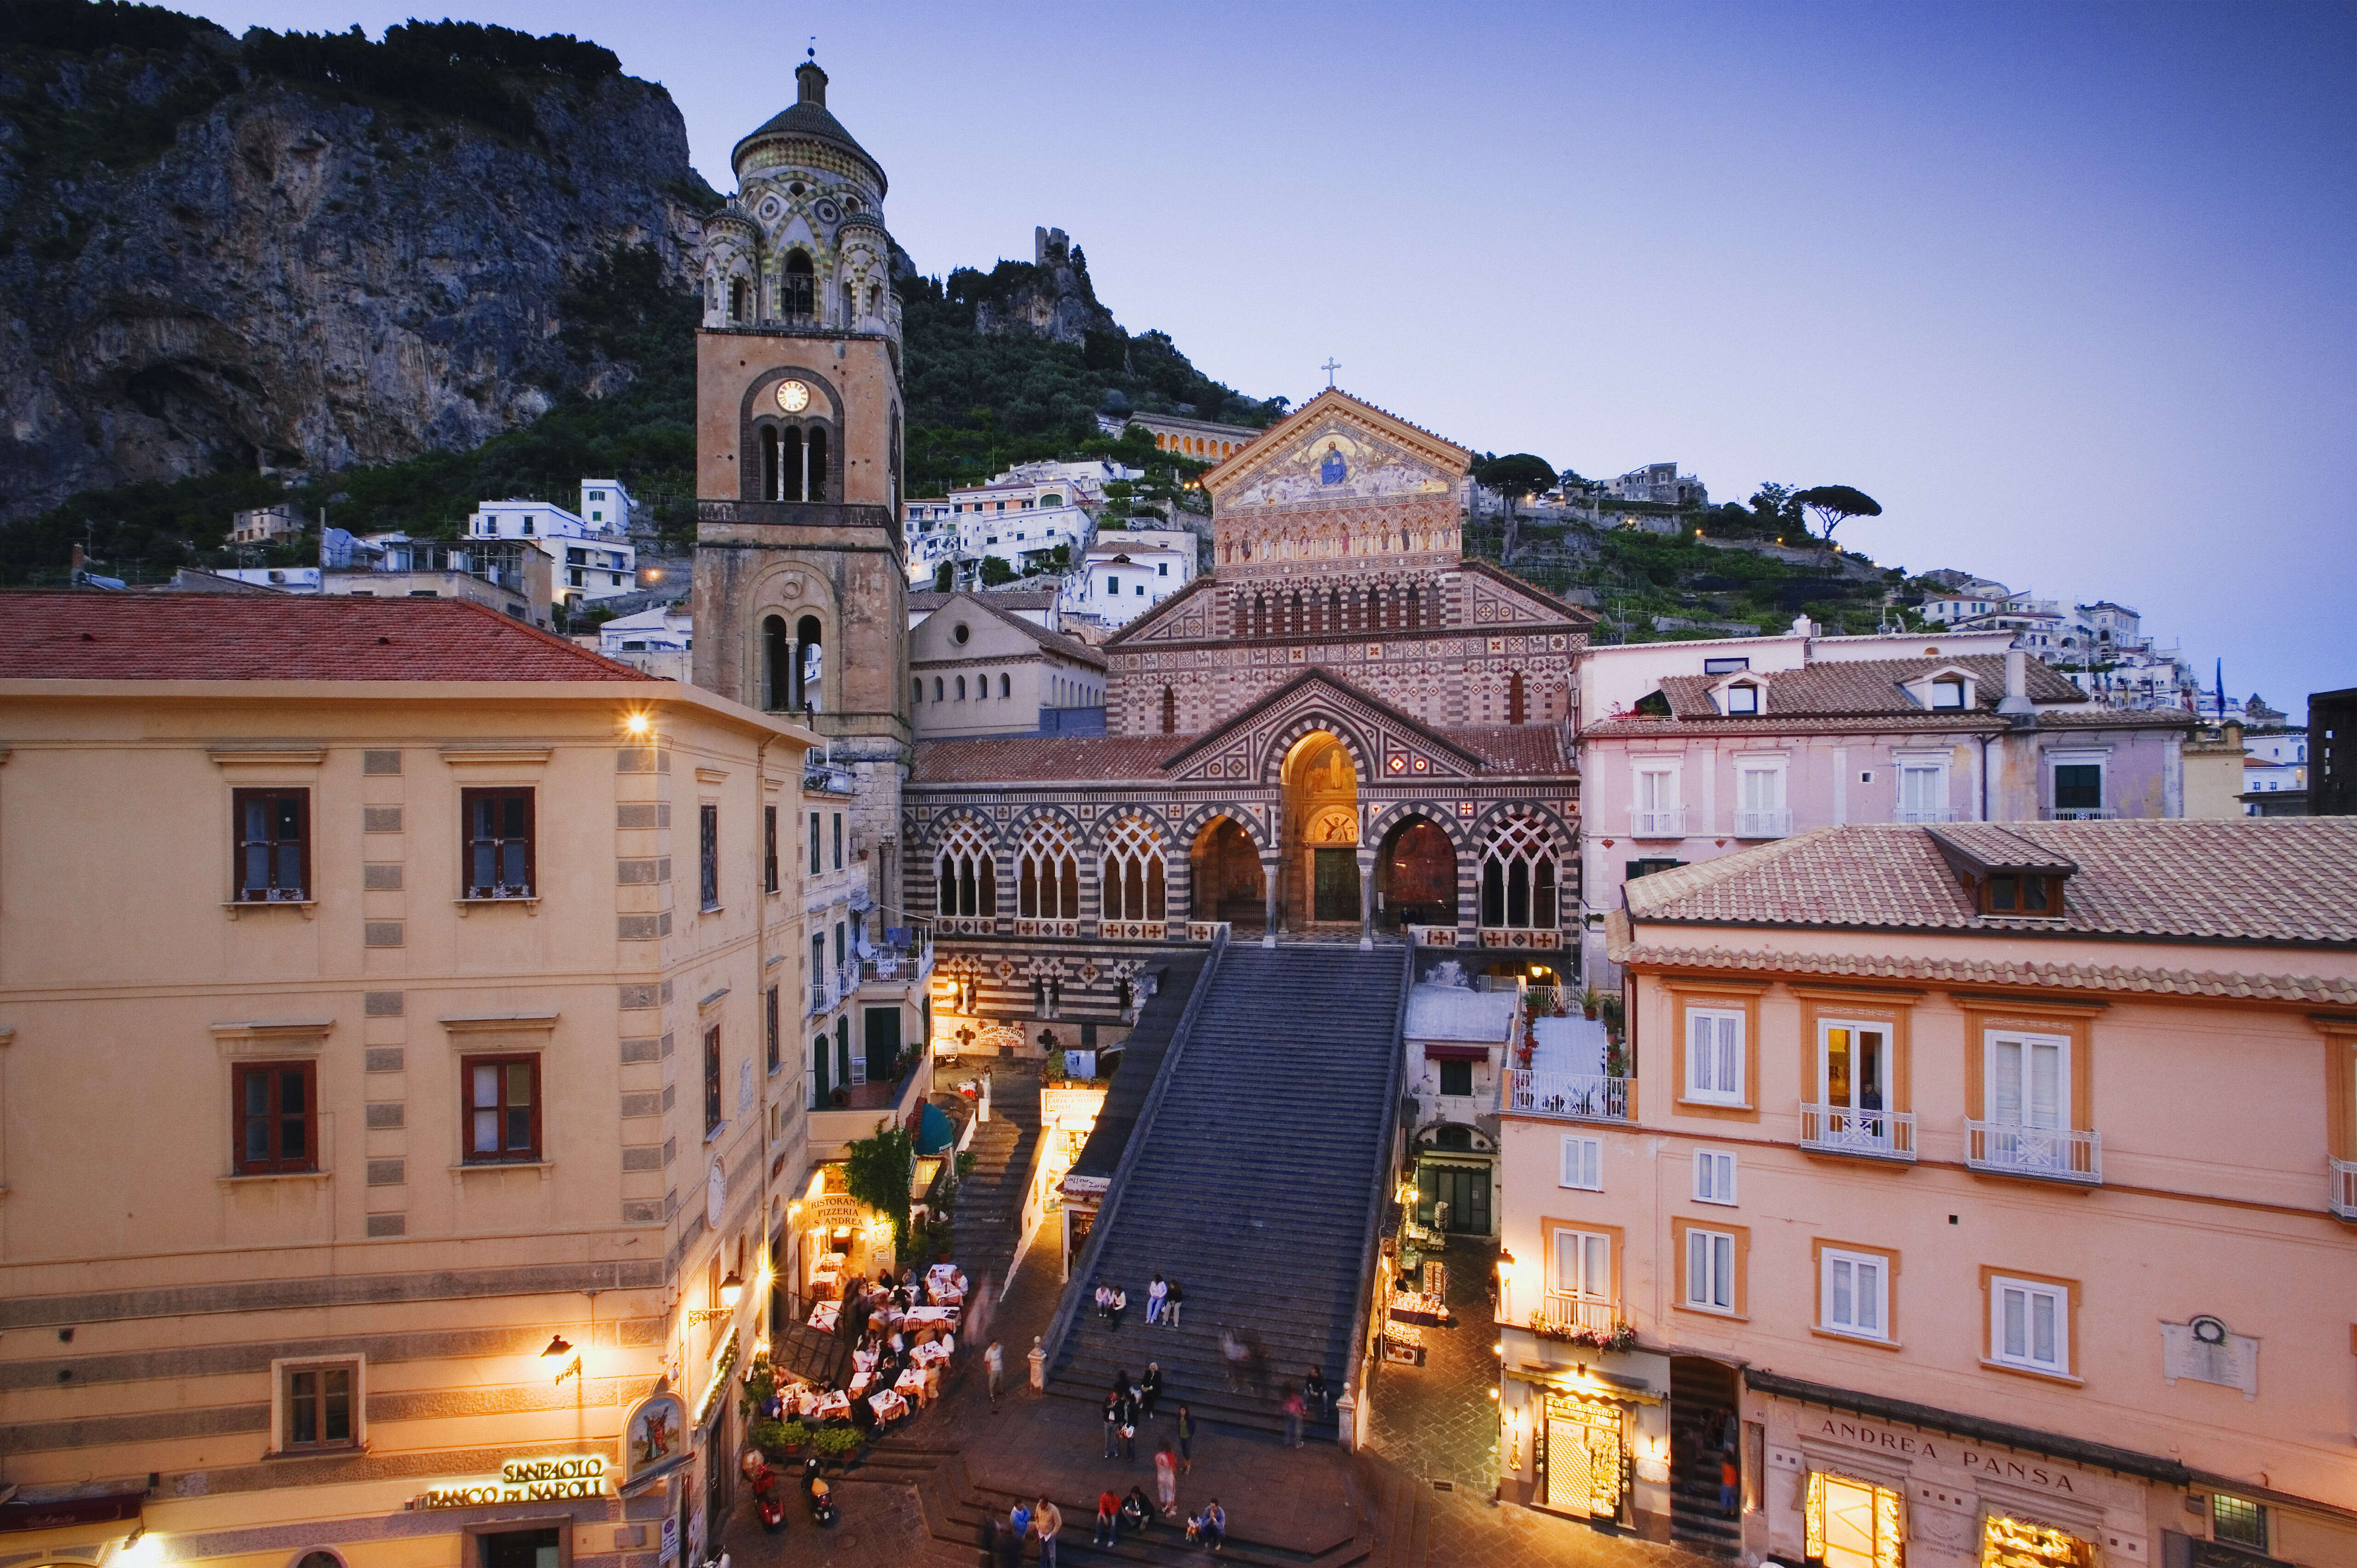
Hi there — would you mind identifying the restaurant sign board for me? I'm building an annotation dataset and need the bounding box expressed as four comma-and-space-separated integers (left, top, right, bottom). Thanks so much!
418, 1455, 610, 1508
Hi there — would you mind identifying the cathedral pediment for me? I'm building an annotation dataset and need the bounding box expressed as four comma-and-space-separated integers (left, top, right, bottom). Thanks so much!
1104, 578, 1216, 647
1158, 667, 1488, 784
1460, 559, 1597, 631
1207, 388, 1471, 512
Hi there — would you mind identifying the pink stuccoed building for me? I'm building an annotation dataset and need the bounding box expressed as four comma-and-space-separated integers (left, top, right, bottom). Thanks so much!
1492, 817, 2357, 1568
1576, 626, 2197, 986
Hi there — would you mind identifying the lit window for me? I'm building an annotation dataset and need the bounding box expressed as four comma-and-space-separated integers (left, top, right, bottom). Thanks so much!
2212, 1497, 2266, 1553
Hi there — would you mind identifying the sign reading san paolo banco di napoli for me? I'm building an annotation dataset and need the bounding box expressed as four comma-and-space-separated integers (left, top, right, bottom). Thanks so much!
418, 1455, 610, 1508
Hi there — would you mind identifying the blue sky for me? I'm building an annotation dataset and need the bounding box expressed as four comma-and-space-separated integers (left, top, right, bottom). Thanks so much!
187, 1, 2356, 708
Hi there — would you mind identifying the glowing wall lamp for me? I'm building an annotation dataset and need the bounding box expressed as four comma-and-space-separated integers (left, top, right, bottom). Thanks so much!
542, 1333, 583, 1386
686, 1273, 744, 1326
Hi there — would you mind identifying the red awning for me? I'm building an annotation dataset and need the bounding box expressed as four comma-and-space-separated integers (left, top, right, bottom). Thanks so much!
1422, 1043, 1490, 1062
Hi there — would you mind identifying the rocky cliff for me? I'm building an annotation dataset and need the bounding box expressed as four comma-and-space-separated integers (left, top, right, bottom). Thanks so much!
0, 10, 708, 520
969, 225, 1117, 348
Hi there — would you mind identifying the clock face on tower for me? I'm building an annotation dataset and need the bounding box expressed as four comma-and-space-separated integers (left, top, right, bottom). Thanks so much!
775, 380, 812, 414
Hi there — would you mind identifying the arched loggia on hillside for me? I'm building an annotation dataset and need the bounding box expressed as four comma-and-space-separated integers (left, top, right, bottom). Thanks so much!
1376, 815, 1457, 933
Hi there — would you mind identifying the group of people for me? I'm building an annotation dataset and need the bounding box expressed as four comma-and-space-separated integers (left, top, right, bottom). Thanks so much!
1091, 1271, 1185, 1331
1098, 1364, 1167, 1457
773, 1262, 972, 1434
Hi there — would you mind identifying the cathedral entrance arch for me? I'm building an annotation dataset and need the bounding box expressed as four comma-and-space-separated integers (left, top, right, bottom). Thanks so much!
1377, 815, 1457, 933
1190, 816, 1263, 930
1281, 730, 1361, 929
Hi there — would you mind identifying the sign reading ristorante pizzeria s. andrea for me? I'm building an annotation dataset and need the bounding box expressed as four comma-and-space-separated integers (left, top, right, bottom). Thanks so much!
419, 1455, 610, 1508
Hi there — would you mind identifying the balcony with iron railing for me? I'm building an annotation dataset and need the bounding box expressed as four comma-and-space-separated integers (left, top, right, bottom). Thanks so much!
807, 970, 841, 1018
1798, 1103, 1916, 1162
2332, 1159, 2357, 1221
1628, 806, 1688, 839
1505, 1070, 1631, 1123
852, 929, 935, 990
1732, 809, 1791, 839
1894, 807, 1956, 824
2042, 806, 2115, 821
1537, 1293, 1619, 1335
1965, 1121, 2102, 1185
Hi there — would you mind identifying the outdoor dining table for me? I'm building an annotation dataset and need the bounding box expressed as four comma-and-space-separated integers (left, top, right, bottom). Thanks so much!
807, 1302, 840, 1333
812, 1391, 851, 1420
909, 1339, 951, 1368
867, 1389, 908, 1423
848, 1370, 875, 1397
907, 1304, 958, 1327
894, 1368, 928, 1406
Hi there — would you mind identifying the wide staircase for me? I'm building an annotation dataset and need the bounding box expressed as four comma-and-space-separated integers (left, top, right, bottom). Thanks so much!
941, 1060, 1044, 1299
1049, 942, 1410, 1441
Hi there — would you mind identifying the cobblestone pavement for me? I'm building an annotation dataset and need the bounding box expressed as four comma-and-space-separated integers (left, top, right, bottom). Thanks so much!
721, 1079, 1714, 1568
1364, 1234, 1502, 1492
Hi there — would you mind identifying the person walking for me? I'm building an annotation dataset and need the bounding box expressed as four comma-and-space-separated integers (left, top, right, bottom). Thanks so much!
1032, 1496, 1062, 1568
1281, 1384, 1305, 1448
1175, 1403, 1196, 1474
986, 1340, 1004, 1407
1165, 1277, 1184, 1327
1219, 1328, 1245, 1391
1103, 1392, 1123, 1459
1093, 1489, 1120, 1548
1155, 1441, 1179, 1519
1146, 1272, 1168, 1325
1719, 1453, 1740, 1516
1140, 1362, 1163, 1420
1304, 1366, 1329, 1421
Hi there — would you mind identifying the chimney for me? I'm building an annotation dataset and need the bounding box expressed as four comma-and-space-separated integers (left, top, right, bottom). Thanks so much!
795, 58, 827, 107
1997, 648, 2036, 717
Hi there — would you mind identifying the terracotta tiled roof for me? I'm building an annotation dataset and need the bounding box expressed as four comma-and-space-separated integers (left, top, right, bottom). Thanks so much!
1656, 654, 2081, 720
1603, 911, 2357, 1005
1579, 707, 2192, 740
0, 592, 649, 682
1438, 724, 1573, 775
909, 736, 1178, 783
1623, 820, 2357, 946
910, 589, 1061, 611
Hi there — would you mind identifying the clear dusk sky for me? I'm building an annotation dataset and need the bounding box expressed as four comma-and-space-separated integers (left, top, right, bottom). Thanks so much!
185, 1, 2357, 709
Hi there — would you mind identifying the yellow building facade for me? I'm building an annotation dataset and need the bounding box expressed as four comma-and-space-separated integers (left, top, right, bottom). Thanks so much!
0, 594, 817, 1568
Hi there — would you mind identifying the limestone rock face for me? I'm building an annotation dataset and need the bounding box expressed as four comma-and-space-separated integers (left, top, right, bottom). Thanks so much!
0, 51, 705, 519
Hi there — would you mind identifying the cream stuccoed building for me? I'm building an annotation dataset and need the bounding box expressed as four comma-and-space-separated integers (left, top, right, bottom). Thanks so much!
0, 593, 821, 1568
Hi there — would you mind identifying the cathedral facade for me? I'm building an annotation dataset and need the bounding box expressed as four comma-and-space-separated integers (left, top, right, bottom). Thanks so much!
900, 391, 1593, 1051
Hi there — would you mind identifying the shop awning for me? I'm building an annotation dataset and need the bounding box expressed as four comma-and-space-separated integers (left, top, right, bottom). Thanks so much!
0, 1491, 143, 1533
1506, 1363, 1662, 1406
1743, 1368, 2189, 1485
1423, 1042, 1491, 1062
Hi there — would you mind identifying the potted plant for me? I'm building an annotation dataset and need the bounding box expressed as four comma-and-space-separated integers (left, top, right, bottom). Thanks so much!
1580, 986, 1602, 1020
813, 1426, 865, 1467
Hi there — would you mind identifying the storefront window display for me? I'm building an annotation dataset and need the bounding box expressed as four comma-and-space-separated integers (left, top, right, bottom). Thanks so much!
1806, 1470, 1905, 1568
1980, 1513, 2093, 1568
1541, 1392, 1625, 1519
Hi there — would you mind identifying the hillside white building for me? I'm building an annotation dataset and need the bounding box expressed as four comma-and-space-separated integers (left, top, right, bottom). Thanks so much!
468, 495, 637, 608
1062, 527, 1197, 631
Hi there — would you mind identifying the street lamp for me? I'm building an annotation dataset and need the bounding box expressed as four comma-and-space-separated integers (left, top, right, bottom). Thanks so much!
686, 1273, 744, 1325
542, 1333, 582, 1386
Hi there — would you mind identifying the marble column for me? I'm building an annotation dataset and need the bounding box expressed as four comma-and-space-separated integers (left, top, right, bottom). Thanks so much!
1357, 847, 1378, 950
1260, 855, 1282, 948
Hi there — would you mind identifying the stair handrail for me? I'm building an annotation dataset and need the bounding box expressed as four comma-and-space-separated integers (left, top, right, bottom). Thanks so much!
1039, 928, 1228, 1380
1335, 941, 1414, 1449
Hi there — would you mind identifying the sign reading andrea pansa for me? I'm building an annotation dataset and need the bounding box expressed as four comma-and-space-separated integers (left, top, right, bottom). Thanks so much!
418, 1455, 610, 1508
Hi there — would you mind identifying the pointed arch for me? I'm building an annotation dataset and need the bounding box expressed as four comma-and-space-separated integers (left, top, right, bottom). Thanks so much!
1099, 814, 1167, 925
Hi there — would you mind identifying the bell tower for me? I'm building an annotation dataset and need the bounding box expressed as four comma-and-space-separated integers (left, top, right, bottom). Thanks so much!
692, 55, 910, 875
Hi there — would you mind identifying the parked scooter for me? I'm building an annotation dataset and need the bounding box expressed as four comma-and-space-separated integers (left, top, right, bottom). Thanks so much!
750, 1459, 787, 1535
802, 1456, 839, 1528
